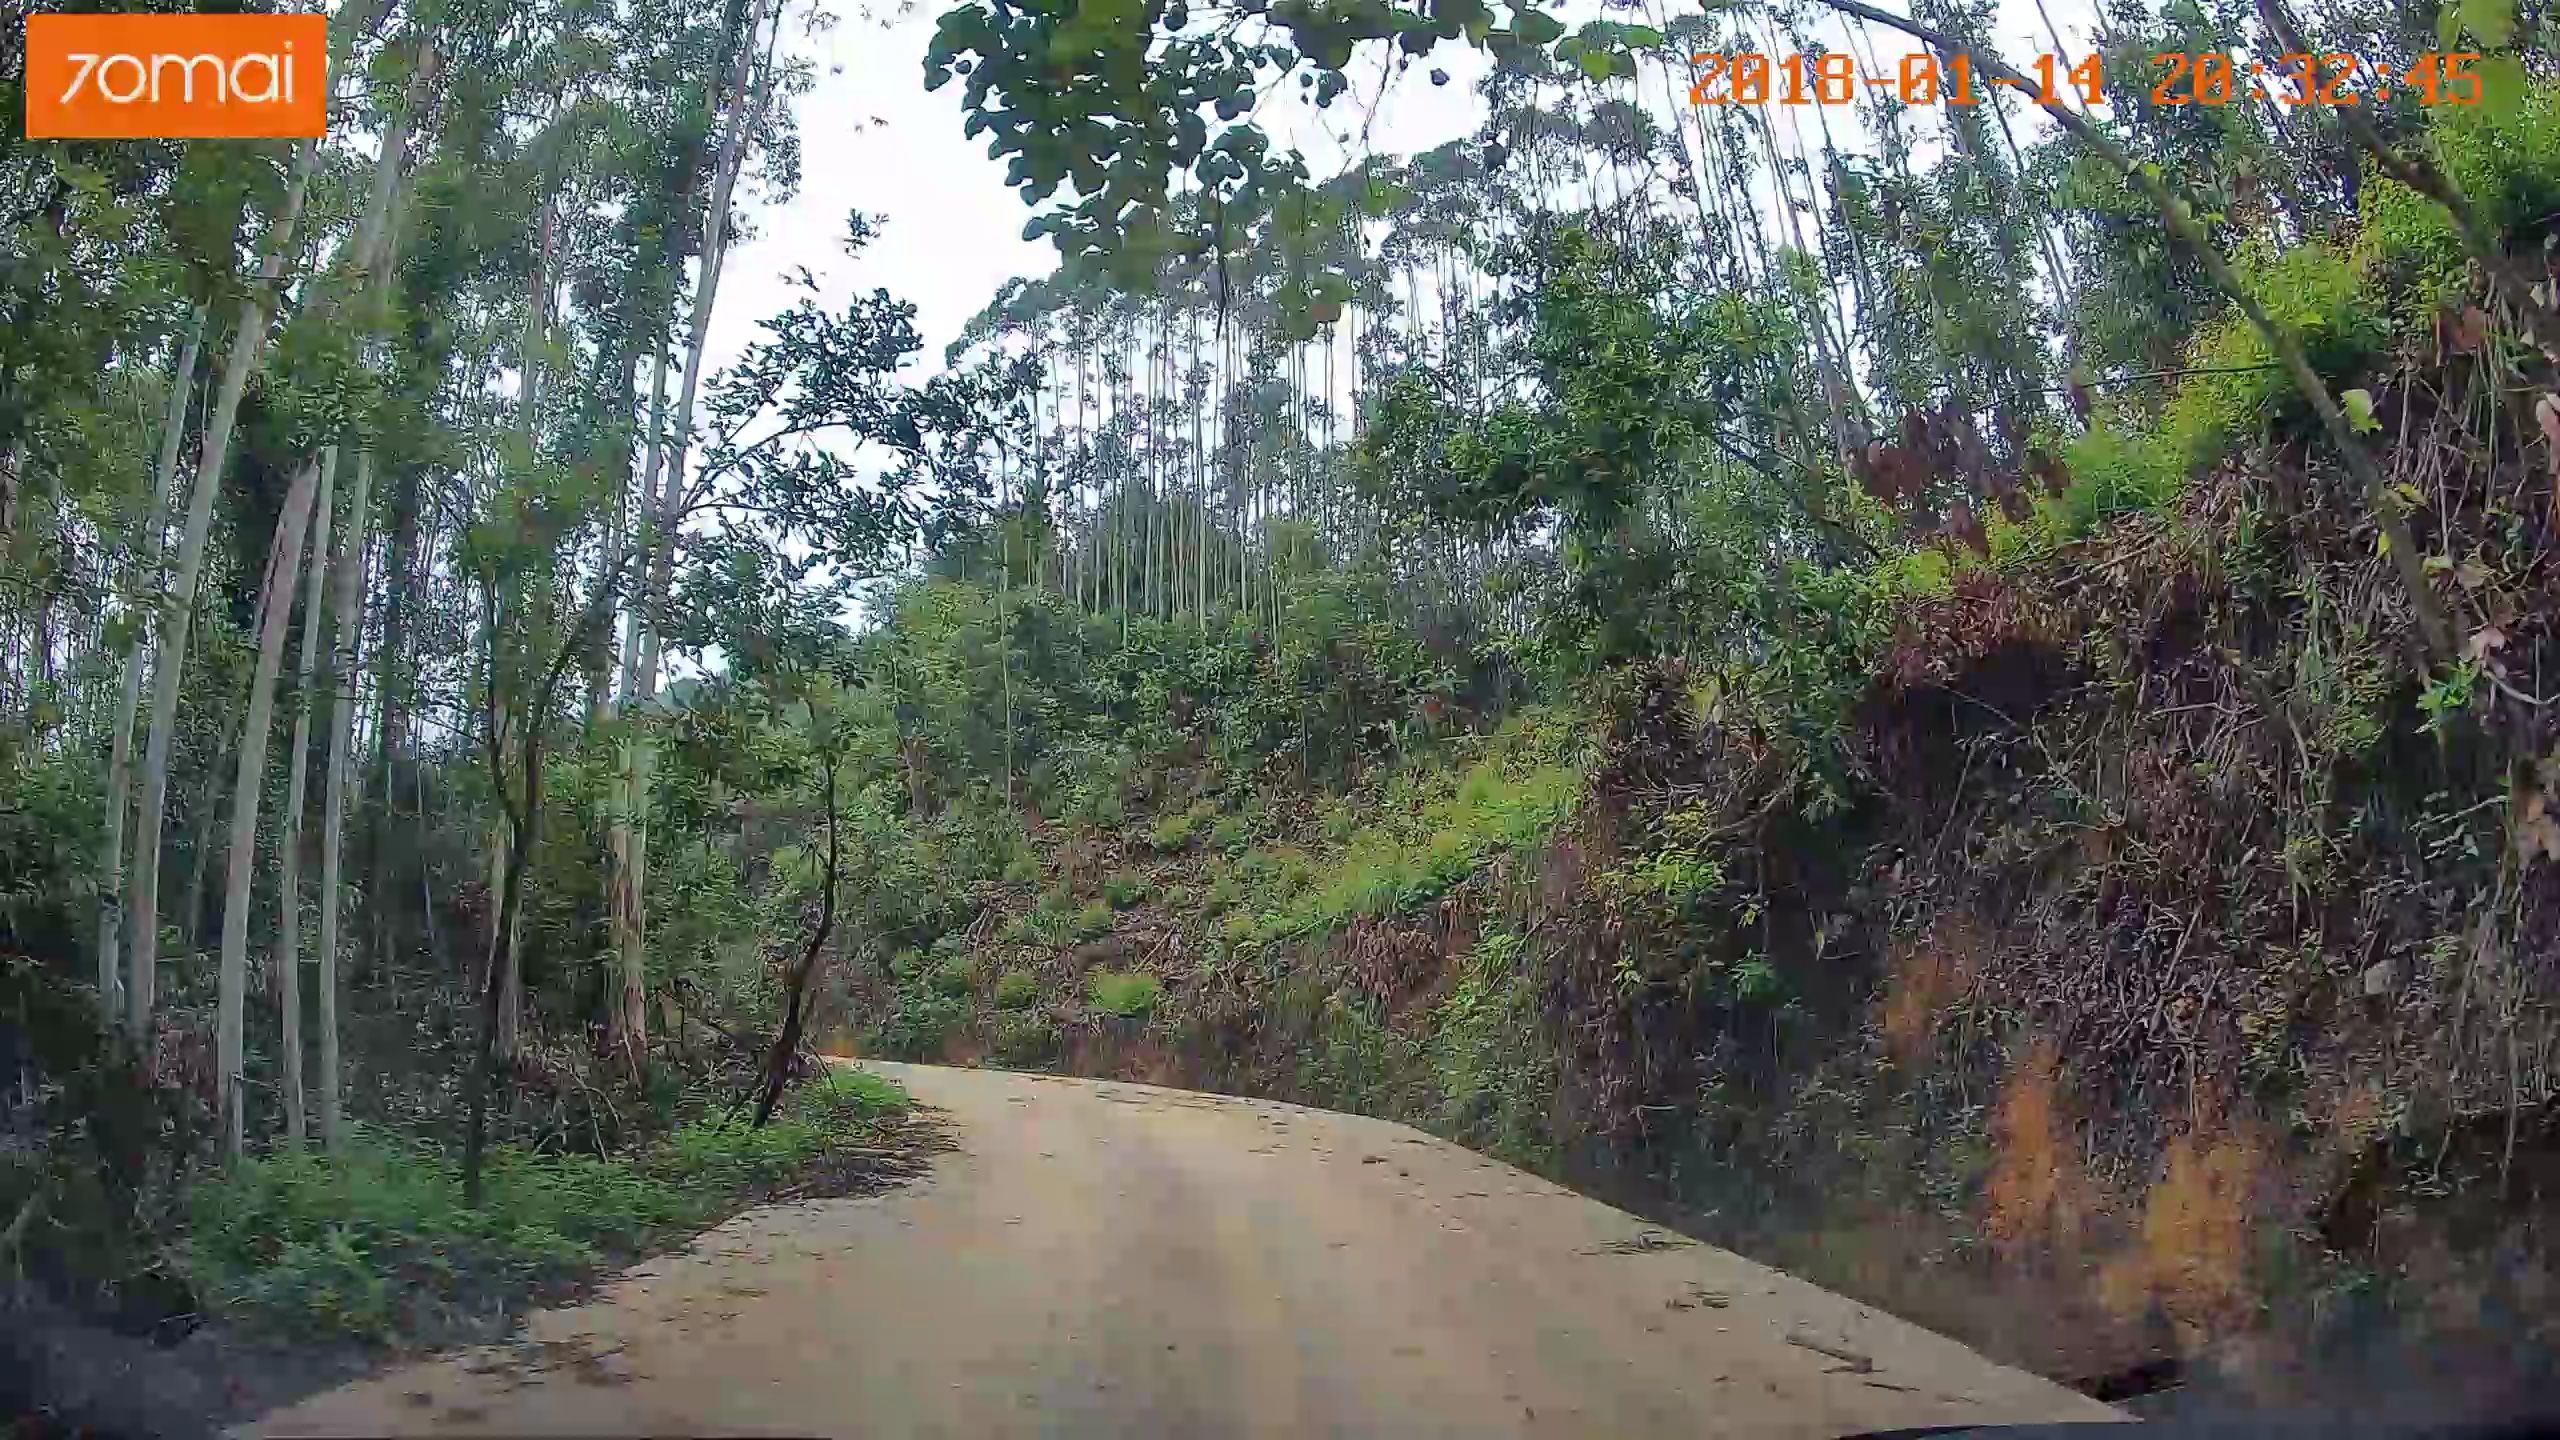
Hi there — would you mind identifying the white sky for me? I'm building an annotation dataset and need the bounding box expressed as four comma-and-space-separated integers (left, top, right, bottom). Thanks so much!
701, 0, 2101, 388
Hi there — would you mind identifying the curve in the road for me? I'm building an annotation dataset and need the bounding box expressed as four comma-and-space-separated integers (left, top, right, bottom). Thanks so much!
246, 1060, 2127, 1438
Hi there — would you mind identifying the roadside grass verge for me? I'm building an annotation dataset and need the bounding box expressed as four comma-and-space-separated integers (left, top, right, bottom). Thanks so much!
187, 1069, 938, 1345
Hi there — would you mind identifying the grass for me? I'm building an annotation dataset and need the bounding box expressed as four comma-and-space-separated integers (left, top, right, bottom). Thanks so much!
188, 1071, 914, 1345
1146, 802, 1213, 852
1272, 757, 1583, 940
1074, 899, 1115, 939
1087, 971, 1161, 1018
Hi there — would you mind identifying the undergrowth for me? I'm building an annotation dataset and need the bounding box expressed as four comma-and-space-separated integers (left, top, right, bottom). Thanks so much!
186, 1070, 911, 1344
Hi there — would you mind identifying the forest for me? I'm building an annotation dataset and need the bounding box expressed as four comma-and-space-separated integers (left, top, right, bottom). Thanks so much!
3, 0, 2559, 1425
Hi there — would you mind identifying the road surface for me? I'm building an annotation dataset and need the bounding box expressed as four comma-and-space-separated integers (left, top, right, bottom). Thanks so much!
247, 1061, 2125, 1438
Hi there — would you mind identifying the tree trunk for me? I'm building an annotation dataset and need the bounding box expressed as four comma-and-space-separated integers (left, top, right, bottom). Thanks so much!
99, 309, 202, 1023
755, 743, 838, 1128
367, 461, 421, 977
464, 567, 627, 1208
123, 0, 399, 1048
214, 452, 323, 1156
315, 449, 371, 1149
272, 448, 337, 1146
128, 145, 320, 1045
485, 710, 522, 1064
603, 0, 781, 1077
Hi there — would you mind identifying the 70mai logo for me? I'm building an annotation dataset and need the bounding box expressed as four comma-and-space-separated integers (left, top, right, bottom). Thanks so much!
25, 13, 326, 139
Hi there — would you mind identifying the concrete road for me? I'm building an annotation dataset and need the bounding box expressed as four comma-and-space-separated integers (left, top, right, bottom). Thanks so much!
247, 1061, 2125, 1438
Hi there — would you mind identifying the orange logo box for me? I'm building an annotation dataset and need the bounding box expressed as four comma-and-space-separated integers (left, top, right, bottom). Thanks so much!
24, 13, 326, 139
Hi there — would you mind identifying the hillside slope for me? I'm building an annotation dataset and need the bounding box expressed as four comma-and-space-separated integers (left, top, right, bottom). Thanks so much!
857, 420, 2560, 1418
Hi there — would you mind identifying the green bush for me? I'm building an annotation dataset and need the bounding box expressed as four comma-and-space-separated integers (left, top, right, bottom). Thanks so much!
1001, 853, 1042, 886
1209, 815, 1252, 853
874, 985, 968, 1059
1075, 899, 1115, 939
2057, 240, 2375, 535
188, 1072, 908, 1343
1146, 809, 1200, 851
990, 1013, 1060, 1065
1102, 870, 1146, 908
994, 969, 1039, 1009
1428, 931, 1556, 1164
1087, 971, 1161, 1018
928, 956, 976, 997
2360, 76, 2560, 310
1317, 794, 1364, 842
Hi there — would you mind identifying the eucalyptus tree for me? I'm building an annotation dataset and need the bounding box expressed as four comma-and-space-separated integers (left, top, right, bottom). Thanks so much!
124, 1, 389, 1049
603, 0, 799, 1078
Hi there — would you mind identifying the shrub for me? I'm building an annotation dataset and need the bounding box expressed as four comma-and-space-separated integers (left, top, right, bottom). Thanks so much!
1075, 899, 1115, 939
1087, 971, 1161, 1018
1209, 816, 1252, 853
1001, 853, 1042, 886
187, 1072, 909, 1343
874, 986, 968, 1059
990, 1013, 1059, 1066
1146, 809, 1199, 851
1317, 794, 1363, 842
1102, 870, 1146, 908
2360, 77, 2560, 310
928, 956, 976, 997
994, 970, 1039, 1009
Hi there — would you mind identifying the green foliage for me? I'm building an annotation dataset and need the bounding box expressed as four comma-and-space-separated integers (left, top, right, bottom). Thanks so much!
1086, 970, 1160, 1017
1603, 842, 1727, 910
2359, 77, 2560, 311
1102, 870, 1146, 908
1209, 815, 1253, 853
1428, 930, 1556, 1163
1147, 807, 1202, 852
2418, 659, 2481, 736
993, 969, 1040, 1009
873, 985, 969, 1059
2057, 242, 2373, 534
989, 1012, 1060, 1066
1074, 899, 1116, 939
1273, 756, 1584, 941
188, 1074, 908, 1342
1316, 794, 1362, 843
1202, 870, 1243, 913
929, 955, 978, 997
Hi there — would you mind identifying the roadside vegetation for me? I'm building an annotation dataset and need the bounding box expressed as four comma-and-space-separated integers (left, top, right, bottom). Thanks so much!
3, 0, 2557, 1424
190, 1071, 921, 1344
